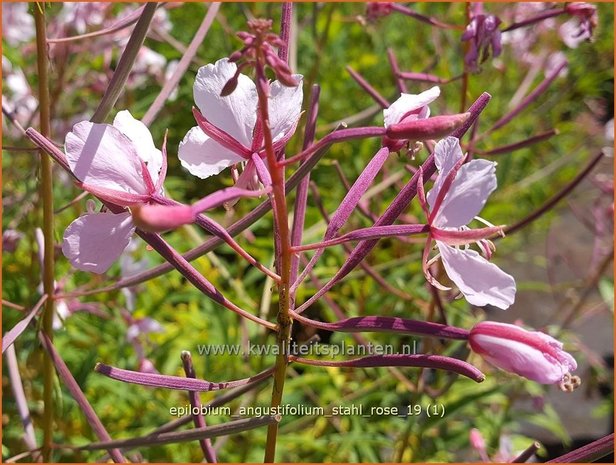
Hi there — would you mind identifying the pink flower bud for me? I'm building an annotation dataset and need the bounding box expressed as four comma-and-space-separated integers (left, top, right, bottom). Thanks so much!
385, 113, 471, 143
469, 321, 579, 391
131, 204, 195, 233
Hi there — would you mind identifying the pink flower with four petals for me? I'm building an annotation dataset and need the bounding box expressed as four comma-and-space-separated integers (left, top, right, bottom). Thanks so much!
62, 110, 167, 273
178, 58, 303, 188
419, 136, 516, 309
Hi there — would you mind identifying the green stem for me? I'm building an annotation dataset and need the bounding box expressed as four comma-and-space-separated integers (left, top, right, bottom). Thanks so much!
34, 4, 55, 462
253, 57, 293, 464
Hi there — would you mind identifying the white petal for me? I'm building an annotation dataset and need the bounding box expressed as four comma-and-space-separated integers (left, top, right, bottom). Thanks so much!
65, 121, 147, 195
437, 243, 516, 309
113, 110, 162, 185
434, 159, 497, 228
383, 86, 440, 127
193, 58, 256, 147
268, 75, 304, 141
178, 126, 245, 179
62, 212, 135, 274
426, 136, 464, 209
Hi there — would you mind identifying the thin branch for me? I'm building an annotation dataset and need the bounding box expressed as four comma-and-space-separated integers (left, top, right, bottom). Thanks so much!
39, 333, 126, 462
91, 3, 158, 123
142, 3, 220, 126
80, 416, 281, 451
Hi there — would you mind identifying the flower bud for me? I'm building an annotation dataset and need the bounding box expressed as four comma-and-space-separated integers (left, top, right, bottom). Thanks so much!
469, 321, 579, 390
131, 204, 196, 233
385, 113, 470, 144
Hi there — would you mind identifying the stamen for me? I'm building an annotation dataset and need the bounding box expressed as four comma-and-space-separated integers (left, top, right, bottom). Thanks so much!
559, 373, 582, 392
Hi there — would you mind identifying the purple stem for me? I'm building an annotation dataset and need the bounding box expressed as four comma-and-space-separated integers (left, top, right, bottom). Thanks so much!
292, 223, 429, 252
490, 60, 568, 132
153, 194, 280, 282
39, 333, 126, 462
547, 433, 614, 463
290, 312, 470, 340
2, 295, 47, 354
101, 372, 273, 459
396, 71, 448, 84
346, 66, 390, 109
504, 151, 605, 236
290, 354, 484, 382
181, 351, 217, 463
277, 3, 293, 63
477, 129, 558, 156
307, 181, 414, 300
387, 48, 408, 93
294, 93, 491, 314
390, 3, 461, 30
134, 229, 276, 330
503, 8, 567, 32
397, 71, 463, 85
331, 161, 377, 222
95, 362, 275, 392
142, 3, 220, 126
292, 147, 391, 291
282, 125, 386, 166
290, 84, 320, 288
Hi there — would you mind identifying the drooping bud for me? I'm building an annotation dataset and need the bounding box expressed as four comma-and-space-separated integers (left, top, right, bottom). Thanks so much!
228, 18, 300, 89
131, 204, 196, 233
469, 321, 579, 390
365, 2, 394, 22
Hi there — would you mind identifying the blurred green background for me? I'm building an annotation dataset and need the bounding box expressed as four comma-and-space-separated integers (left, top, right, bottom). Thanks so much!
2, 2, 614, 462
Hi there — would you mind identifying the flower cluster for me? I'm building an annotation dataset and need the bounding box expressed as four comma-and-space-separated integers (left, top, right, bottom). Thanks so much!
462, 12, 503, 73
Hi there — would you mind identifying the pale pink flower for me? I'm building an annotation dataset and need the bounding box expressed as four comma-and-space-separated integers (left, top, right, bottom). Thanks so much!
58, 2, 111, 34
178, 58, 303, 185
62, 110, 167, 273
469, 321, 579, 390
560, 18, 590, 48
2, 57, 37, 129
560, 2, 598, 48
420, 137, 516, 309
2, 3, 34, 45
